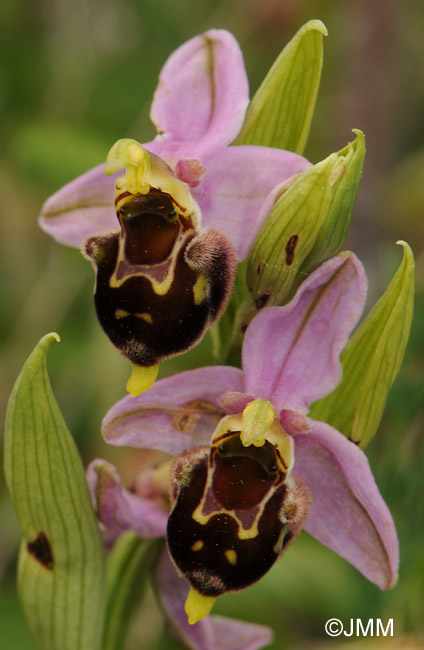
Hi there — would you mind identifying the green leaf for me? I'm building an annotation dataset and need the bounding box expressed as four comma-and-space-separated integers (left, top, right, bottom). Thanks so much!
236, 130, 365, 341
104, 533, 161, 650
309, 242, 415, 448
3, 333, 106, 650
234, 20, 327, 153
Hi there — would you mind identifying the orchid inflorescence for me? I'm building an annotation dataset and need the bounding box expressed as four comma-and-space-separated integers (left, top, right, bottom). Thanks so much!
4, 21, 414, 650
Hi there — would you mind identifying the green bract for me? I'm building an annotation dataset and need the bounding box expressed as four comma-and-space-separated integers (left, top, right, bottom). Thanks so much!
234, 19, 327, 153
3, 333, 106, 650
231, 130, 365, 342
310, 241, 415, 448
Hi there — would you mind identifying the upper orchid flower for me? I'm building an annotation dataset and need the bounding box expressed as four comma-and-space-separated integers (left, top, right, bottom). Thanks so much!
39, 30, 310, 260
94, 252, 399, 627
82, 137, 237, 395
38, 30, 310, 394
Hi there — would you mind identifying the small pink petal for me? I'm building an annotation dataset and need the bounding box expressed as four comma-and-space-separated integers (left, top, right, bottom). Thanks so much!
39, 163, 118, 248
153, 550, 273, 650
193, 145, 311, 260
103, 366, 244, 455
280, 409, 311, 435
217, 391, 254, 413
150, 30, 249, 155
243, 253, 367, 412
86, 459, 168, 539
176, 158, 207, 187
293, 420, 399, 589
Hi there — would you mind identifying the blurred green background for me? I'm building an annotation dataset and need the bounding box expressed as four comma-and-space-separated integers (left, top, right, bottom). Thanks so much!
1, 0, 424, 648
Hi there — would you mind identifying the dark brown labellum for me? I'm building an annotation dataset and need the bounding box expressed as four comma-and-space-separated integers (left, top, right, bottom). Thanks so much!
83, 189, 236, 367
167, 435, 309, 597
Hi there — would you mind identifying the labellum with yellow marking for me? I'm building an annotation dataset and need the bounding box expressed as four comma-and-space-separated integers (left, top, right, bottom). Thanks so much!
83, 140, 236, 380
167, 412, 310, 598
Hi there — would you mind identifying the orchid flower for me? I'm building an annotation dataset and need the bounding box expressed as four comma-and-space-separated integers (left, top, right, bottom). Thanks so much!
38, 30, 310, 395
89, 253, 399, 634
87, 459, 274, 650
39, 30, 310, 260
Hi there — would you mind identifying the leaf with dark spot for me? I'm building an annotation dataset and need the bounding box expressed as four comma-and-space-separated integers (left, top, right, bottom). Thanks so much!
27, 532, 54, 570
3, 333, 106, 650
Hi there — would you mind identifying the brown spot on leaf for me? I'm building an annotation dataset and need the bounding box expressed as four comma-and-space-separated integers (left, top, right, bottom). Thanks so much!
256, 264, 262, 276
27, 532, 54, 570
285, 235, 298, 266
254, 292, 270, 310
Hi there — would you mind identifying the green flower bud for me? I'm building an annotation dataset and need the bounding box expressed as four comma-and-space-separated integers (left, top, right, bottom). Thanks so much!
225, 130, 367, 351
246, 130, 365, 309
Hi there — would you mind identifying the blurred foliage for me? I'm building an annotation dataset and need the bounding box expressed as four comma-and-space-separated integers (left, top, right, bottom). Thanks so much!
1, 0, 424, 648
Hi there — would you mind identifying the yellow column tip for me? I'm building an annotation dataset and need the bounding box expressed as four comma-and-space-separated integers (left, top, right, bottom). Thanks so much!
241, 398, 276, 447
126, 363, 159, 397
184, 587, 217, 625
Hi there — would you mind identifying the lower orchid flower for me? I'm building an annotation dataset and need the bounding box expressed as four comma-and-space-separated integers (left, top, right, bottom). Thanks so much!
90, 252, 399, 637
87, 459, 274, 650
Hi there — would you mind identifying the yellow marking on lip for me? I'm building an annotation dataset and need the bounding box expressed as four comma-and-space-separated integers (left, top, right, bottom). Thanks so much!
135, 312, 153, 324
191, 413, 290, 540
110, 236, 188, 296
225, 549, 237, 565
115, 309, 130, 319
191, 540, 204, 552
192, 497, 261, 540
273, 526, 287, 554
114, 310, 153, 324
193, 273, 208, 305
192, 413, 277, 540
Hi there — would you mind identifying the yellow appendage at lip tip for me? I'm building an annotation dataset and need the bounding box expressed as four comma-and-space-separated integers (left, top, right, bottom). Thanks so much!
184, 587, 217, 625
126, 363, 159, 397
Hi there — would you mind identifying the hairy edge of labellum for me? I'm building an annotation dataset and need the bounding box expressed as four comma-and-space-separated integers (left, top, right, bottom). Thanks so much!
83, 202, 236, 368
167, 443, 311, 598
